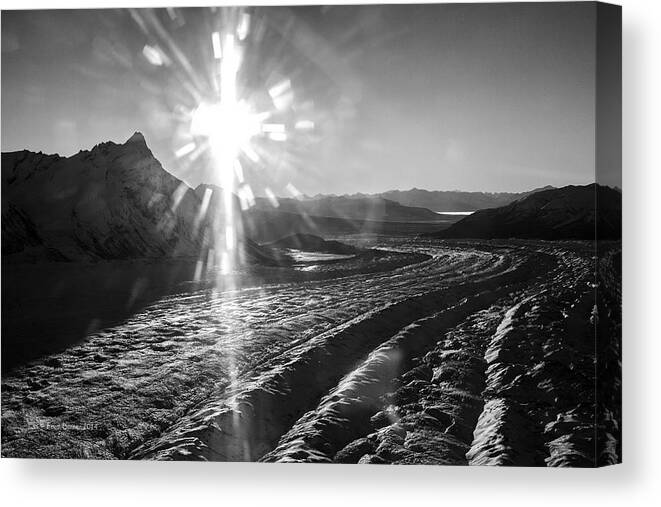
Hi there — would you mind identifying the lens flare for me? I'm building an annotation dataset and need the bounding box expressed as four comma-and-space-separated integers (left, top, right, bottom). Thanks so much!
127, 6, 321, 284
190, 101, 263, 164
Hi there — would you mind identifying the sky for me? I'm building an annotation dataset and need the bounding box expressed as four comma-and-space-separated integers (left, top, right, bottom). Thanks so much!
1, 4, 619, 195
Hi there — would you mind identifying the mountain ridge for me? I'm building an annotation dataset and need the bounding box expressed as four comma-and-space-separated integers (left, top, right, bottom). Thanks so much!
1, 133, 280, 265
306, 185, 557, 212
428, 183, 621, 240
253, 194, 443, 223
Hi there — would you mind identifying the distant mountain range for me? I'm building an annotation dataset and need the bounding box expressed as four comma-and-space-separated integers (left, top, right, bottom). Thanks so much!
254, 195, 442, 222
243, 193, 448, 242
430, 184, 621, 240
313, 186, 557, 212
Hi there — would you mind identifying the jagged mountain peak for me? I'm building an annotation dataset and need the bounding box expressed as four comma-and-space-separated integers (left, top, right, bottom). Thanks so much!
86, 131, 149, 158
2, 132, 200, 261
125, 131, 147, 146
2, 132, 290, 265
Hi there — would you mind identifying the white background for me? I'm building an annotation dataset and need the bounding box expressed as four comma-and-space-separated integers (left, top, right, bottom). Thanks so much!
0, 0, 659, 505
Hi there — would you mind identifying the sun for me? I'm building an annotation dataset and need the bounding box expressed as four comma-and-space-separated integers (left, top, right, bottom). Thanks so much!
190, 100, 263, 165
163, 7, 314, 277
172, 12, 313, 199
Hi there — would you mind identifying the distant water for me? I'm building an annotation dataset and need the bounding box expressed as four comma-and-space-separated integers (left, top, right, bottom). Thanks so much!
288, 250, 356, 262
435, 211, 475, 216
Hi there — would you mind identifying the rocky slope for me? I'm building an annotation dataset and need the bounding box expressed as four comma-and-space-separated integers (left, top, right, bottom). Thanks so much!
2, 133, 200, 261
430, 184, 621, 240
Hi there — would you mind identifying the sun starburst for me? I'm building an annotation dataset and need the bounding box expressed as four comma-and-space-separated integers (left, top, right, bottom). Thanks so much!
131, 7, 318, 279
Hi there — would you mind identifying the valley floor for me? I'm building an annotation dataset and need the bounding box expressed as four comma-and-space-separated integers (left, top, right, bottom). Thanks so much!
1, 238, 621, 465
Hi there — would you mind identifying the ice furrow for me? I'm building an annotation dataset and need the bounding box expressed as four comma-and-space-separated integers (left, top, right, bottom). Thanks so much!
131, 250, 552, 461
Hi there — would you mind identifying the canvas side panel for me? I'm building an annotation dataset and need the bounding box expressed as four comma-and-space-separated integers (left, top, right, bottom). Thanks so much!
595, 1, 622, 467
